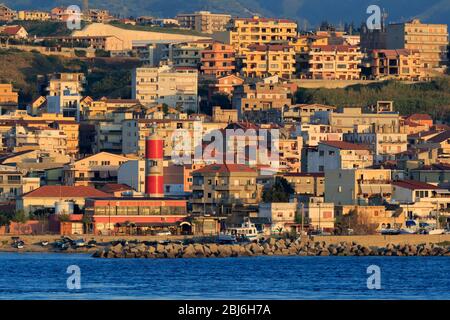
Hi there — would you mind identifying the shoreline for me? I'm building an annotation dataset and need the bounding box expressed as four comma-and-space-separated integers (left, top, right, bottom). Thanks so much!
1, 234, 450, 257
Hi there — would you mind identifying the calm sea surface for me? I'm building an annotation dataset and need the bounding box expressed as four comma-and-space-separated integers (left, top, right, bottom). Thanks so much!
0, 253, 449, 300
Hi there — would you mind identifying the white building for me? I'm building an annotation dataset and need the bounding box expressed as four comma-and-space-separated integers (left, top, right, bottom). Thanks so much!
132, 65, 198, 111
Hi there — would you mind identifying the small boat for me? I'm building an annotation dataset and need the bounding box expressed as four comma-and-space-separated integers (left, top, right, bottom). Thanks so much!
429, 229, 445, 235
381, 228, 400, 235
41, 241, 49, 247
223, 218, 260, 242
217, 233, 237, 243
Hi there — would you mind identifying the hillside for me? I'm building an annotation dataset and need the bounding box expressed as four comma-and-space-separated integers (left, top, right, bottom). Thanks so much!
4, 0, 450, 28
0, 49, 140, 104
295, 78, 450, 121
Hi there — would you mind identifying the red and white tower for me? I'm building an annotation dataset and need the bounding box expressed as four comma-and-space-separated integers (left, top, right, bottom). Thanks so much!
145, 131, 164, 197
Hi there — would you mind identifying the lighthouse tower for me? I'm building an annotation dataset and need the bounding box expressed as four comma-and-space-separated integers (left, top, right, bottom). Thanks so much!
145, 131, 164, 197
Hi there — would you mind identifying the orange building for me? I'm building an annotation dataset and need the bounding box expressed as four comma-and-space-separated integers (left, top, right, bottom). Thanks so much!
208, 74, 245, 99
201, 42, 236, 77
0, 84, 18, 105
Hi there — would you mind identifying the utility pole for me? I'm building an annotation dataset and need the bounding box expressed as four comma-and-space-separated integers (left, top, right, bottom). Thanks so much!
300, 202, 305, 239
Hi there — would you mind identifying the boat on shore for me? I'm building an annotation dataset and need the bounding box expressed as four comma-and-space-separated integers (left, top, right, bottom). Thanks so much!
219, 218, 261, 243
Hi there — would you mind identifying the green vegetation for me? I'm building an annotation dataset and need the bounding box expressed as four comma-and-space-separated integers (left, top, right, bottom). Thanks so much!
262, 177, 295, 203
295, 78, 450, 121
0, 49, 140, 104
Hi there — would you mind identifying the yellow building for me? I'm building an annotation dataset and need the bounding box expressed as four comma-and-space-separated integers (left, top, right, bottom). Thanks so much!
0, 84, 18, 106
63, 152, 132, 188
216, 16, 297, 53
387, 19, 448, 75
241, 44, 296, 78
17, 10, 50, 21
307, 45, 362, 80
191, 163, 260, 215
367, 49, 423, 80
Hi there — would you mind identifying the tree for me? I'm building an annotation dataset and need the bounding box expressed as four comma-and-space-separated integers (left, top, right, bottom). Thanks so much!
262, 177, 295, 203
210, 93, 232, 110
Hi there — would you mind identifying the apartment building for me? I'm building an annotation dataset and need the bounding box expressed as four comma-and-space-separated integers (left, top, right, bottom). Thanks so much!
95, 112, 134, 154
305, 198, 335, 232
307, 45, 362, 80
216, 16, 298, 53
345, 131, 408, 164
325, 168, 392, 205
0, 165, 40, 201
306, 140, 373, 173
278, 137, 302, 173
299, 124, 343, 147
241, 44, 296, 78
232, 82, 292, 116
283, 104, 336, 124
326, 107, 400, 133
17, 10, 50, 21
63, 152, 131, 188
46, 73, 85, 120
132, 65, 198, 111
171, 40, 213, 68
366, 49, 423, 80
122, 118, 226, 158
282, 172, 325, 196
85, 9, 112, 23
200, 42, 236, 77
191, 163, 260, 215
5, 125, 68, 155
387, 19, 448, 74
0, 4, 16, 22
176, 11, 231, 34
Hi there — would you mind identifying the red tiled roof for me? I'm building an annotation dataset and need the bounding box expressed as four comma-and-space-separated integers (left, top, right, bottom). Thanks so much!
405, 114, 432, 121
319, 140, 370, 150
23, 186, 110, 198
193, 163, 257, 174
392, 180, 440, 190
1, 25, 25, 36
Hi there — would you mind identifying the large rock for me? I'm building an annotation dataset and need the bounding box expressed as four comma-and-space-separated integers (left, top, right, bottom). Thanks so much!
111, 243, 123, 254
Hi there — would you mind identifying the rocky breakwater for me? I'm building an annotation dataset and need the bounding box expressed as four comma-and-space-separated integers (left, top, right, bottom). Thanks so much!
93, 239, 450, 258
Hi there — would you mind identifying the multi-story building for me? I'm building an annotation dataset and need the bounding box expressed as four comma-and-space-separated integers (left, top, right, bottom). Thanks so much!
171, 40, 213, 68
121, 117, 226, 158
63, 152, 131, 188
361, 19, 448, 76
325, 168, 392, 205
176, 11, 231, 34
0, 112, 79, 156
217, 16, 298, 54
0, 165, 40, 201
46, 73, 85, 120
304, 198, 335, 232
323, 106, 400, 134
200, 42, 236, 77
345, 131, 408, 164
17, 10, 50, 21
0, 4, 16, 22
39, 35, 125, 52
232, 82, 293, 116
283, 104, 336, 124
386, 19, 448, 75
366, 49, 423, 80
241, 44, 296, 78
85, 9, 112, 23
95, 112, 134, 154
306, 140, 373, 173
5, 125, 68, 155
191, 163, 260, 215
132, 65, 198, 111
282, 172, 325, 196
307, 45, 362, 80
